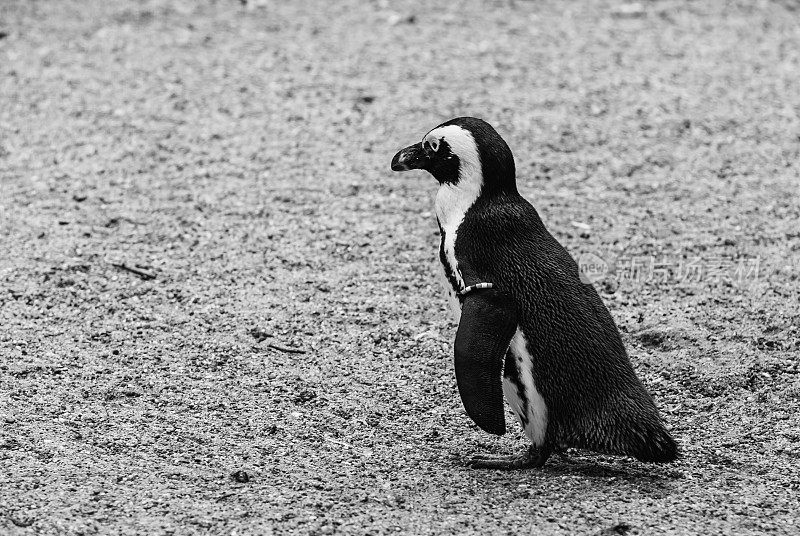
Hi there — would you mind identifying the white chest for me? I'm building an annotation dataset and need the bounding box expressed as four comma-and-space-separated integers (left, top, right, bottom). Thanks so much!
434, 182, 481, 292
426, 124, 484, 324
437, 268, 461, 324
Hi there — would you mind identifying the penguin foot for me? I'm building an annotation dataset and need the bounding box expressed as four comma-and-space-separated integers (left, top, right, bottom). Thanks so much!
554, 447, 576, 464
468, 445, 552, 470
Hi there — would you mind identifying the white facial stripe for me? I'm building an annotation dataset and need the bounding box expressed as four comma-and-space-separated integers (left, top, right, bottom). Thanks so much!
426, 125, 481, 181
423, 134, 440, 152
432, 125, 482, 292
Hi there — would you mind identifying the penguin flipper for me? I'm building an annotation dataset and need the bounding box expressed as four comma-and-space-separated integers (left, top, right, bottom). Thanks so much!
454, 288, 518, 435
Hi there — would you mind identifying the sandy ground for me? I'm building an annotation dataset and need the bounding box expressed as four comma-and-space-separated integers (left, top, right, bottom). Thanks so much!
1, 0, 799, 534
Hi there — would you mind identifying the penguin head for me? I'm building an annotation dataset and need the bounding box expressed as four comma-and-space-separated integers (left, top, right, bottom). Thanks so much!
391, 117, 517, 195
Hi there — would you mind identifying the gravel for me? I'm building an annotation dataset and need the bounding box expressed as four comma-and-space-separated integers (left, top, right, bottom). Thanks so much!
1, 0, 799, 534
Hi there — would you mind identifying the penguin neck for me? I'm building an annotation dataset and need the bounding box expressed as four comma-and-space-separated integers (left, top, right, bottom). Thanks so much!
480, 164, 518, 197
435, 165, 519, 227
435, 169, 483, 230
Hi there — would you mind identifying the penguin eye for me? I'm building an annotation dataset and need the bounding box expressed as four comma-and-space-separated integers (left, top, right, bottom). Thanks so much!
424, 137, 440, 153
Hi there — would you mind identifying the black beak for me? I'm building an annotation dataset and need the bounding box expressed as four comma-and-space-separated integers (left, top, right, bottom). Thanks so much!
391, 142, 428, 172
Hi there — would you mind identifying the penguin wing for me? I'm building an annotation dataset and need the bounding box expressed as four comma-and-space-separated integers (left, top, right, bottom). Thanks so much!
453, 287, 518, 435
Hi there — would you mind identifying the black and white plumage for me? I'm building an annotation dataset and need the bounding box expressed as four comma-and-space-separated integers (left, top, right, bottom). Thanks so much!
391, 117, 678, 469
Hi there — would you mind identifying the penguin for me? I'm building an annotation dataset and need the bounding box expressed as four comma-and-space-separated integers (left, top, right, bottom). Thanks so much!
390, 117, 678, 469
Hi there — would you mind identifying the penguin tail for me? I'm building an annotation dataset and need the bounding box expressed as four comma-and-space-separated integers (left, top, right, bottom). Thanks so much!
630, 424, 679, 463
566, 391, 680, 463
599, 397, 680, 463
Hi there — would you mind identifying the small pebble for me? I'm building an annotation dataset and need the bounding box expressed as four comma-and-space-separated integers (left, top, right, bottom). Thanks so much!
231, 470, 250, 483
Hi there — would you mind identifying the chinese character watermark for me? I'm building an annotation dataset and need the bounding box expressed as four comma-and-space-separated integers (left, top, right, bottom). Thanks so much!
578, 253, 760, 285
